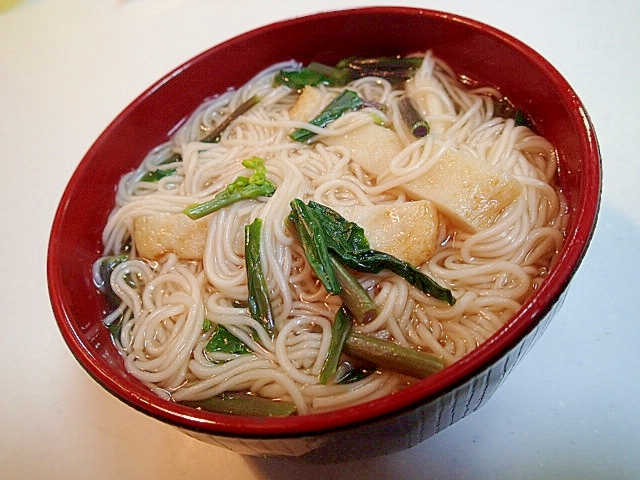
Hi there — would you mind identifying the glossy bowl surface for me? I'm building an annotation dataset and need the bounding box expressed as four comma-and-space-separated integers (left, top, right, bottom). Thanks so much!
47, 7, 601, 462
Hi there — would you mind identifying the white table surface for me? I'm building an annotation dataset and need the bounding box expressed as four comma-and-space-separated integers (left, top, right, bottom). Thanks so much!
1, 1, 638, 478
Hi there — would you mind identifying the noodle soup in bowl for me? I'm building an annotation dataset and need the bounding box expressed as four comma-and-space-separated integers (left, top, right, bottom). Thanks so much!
47, 7, 601, 462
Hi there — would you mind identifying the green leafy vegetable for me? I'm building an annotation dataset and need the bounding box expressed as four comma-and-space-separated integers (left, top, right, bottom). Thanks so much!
139, 151, 182, 184
336, 56, 423, 85
334, 361, 375, 384
106, 313, 125, 341
275, 62, 354, 89
319, 306, 353, 384
183, 392, 296, 417
96, 253, 129, 306
274, 68, 332, 89
140, 166, 178, 183
306, 61, 355, 85
287, 199, 342, 294
205, 324, 251, 355
493, 97, 531, 128
245, 218, 275, 335
276, 56, 423, 90
200, 95, 261, 144
329, 255, 378, 324
320, 307, 444, 383
399, 97, 430, 138
287, 209, 378, 322
97, 251, 132, 343
344, 330, 445, 379
290, 89, 364, 143
183, 157, 276, 220
514, 109, 530, 128
288, 199, 455, 305
148, 95, 260, 169
350, 250, 455, 305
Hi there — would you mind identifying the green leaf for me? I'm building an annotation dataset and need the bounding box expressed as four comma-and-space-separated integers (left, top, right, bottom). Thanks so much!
97, 253, 129, 307
514, 109, 531, 127
183, 157, 276, 220
287, 199, 342, 294
140, 151, 182, 182
274, 68, 332, 89
319, 306, 353, 384
183, 392, 296, 417
344, 331, 445, 379
200, 95, 260, 144
290, 89, 364, 143
336, 56, 423, 85
303, 201, 370, 254
275, 56, 423, 92
494, 97, 532, 128
330, 255, 378, 324
334, 361, 375, 384
205, 324, 251, 355
140, 167, 178, 183
106, 313, 124, 343
289, 200, 456, 305
244, 218, 275, 335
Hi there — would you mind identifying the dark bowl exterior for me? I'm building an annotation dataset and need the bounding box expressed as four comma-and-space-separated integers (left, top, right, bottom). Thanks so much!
47, 7, 601, 461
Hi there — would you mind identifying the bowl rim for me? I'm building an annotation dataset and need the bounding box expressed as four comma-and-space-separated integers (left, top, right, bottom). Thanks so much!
48, 5, 601, 438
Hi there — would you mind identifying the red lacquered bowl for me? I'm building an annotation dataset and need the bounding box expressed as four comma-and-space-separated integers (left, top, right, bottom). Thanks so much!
47, 7, 601, 462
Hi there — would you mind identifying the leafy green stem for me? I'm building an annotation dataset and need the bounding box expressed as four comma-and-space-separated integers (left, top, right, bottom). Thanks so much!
399, 97, 430, 138
183, 393, 296, 417
289, 200, 455, 305
330, 255, 378, 324
183, 157, 276, 220
287, 199, 342, 294
344, 331, 445, 379
200, 95, 261, 144
244, 218, 275, 335
319, 306, 353, 384
290, 89, 364, 143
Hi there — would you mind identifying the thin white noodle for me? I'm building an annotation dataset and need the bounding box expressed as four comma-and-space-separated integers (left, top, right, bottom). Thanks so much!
96, 52, 566, 414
